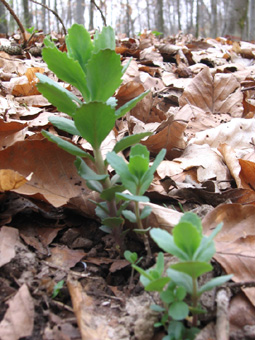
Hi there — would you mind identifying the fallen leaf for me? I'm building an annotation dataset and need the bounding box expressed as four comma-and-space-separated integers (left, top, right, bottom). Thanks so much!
46, 245, 86, 268
0, 169, 31, 191
0, 226, 22, 267
0, 284, 34, 340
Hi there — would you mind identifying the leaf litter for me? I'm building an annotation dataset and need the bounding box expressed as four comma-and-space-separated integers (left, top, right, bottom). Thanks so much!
1, 31, 255, 339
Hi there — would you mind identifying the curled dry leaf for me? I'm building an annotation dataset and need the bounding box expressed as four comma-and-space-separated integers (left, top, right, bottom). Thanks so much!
203, 203, 255, 306
179, 66, 243, 117
0, 284, 34, 340
0, 169, 32, 191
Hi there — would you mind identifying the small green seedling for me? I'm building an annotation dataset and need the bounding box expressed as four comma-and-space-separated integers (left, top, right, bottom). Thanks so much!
107, 144, 166, 256
52, 279, 65, 299
132, 212, 232, 340
124, 250, 143, 287
36, 24, 152, 253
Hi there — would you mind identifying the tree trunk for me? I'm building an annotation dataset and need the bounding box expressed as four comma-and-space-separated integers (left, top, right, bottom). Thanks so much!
145, 0, 150, 30
89, 0, 94, 30
0, 1, 7, 33
210, 0, 217, 38
249, 0, 255, 40
176, 0, 181, 31
155, 0, 164, 34
75, 0, 85, 25
223, 0, 249, 40
195, 0, 200, 37
23, 0, 32, 28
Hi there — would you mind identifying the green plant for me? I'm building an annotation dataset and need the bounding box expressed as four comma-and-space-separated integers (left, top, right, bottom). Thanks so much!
36, 24, 152, 253
52, 279, 65, 299
124, 250, 143, 287
131, 212, 232, 340
107, 144, 166, 256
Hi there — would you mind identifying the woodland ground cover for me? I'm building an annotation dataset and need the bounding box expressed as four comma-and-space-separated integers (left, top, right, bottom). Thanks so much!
1, 26, 255, 339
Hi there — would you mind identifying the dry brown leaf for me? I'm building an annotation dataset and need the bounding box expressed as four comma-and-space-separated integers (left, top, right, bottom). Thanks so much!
179, 66, 243, 117
0, 284, 34, 340
174, 144, 229, 183
67, 276, 112, 340
218, 143, 242, 187
203, 203, 255, 305
0, 119, 27, 150
239, 159, 255, 190
0, 226, 22, 267
0, 169, 31, 191
142, 119, 187, 159
189, 117, 255, 154
0, 138, 91, 208
46, 245, 86, 268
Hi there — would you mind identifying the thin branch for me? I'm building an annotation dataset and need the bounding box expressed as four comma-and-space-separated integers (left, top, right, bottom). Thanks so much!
29, 0, 67, 35
0, 0, 27, 46
91, 0, 107, 26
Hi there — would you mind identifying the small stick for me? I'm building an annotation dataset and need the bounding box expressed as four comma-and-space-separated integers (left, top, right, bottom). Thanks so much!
91, 0, 107, 26
216, 288, 230, 340
0, 0, 27, 46
29, 0, 67, 35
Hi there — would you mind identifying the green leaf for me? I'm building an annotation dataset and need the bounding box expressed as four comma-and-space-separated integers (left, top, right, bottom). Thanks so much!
140, 205, 152, 219
74, 102, 116, 149
116, 192, 150, 203
179, 212, 202, 236
66, 23, 94, 74
133, 227, 151, 234
139, 148, 166, 195
150, 304, 166, 312
198, 274, 233, 295
42, 130, 93, 159
113, 132, 152, 154
122, 57, 132, 74
42, 41, 90, 101
155, 252, 165, 276
75, 157, 108, 181
93, 26, 116, 54
175, 286, 187, 301
86, 49, 122, 102
150, 228, 189, 261
173, 222, 202, 259
115, 90, 150, 119
170, 261, 213, 279
102, 216, 124, 228
166, 269, 193, 294
128, 144, 150, 179
145, 277, 171, 292
132, 264, 153, 281
124, 250, 137, 264
86, 180, 103, 193
52, 280, 64, 299
48, 116, 81, 136
100, 185, 125, 201
106, 152, 137, 194
193, 236, 216, 262
36, 74, 80, 116
167, 321, 185, 339
122, 209, 137, 223
100, 225, 112, 233
168, 301, 189, 320
160, 290, 175, 304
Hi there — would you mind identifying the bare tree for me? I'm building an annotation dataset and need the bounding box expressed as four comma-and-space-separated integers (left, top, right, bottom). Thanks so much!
75, 0, 85, 25
23, 0, 32, 28
210, 0, 217, 37
155, 0, 164, 34
223, 0, 249, 39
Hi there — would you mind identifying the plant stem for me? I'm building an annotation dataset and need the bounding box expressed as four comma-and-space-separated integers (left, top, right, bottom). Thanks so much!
94, 147, 124, 254
134, 200, 152, 257
192, 277, 198, 327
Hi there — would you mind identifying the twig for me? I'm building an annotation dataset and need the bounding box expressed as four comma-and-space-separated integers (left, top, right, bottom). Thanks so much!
0, 0, 27, 46
91, 0, 107, 26
29, 0, 67, 35
216, 288, 230, 340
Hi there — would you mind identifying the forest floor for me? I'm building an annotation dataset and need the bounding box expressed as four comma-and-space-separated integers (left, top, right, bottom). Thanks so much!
1, 30, 255, 340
